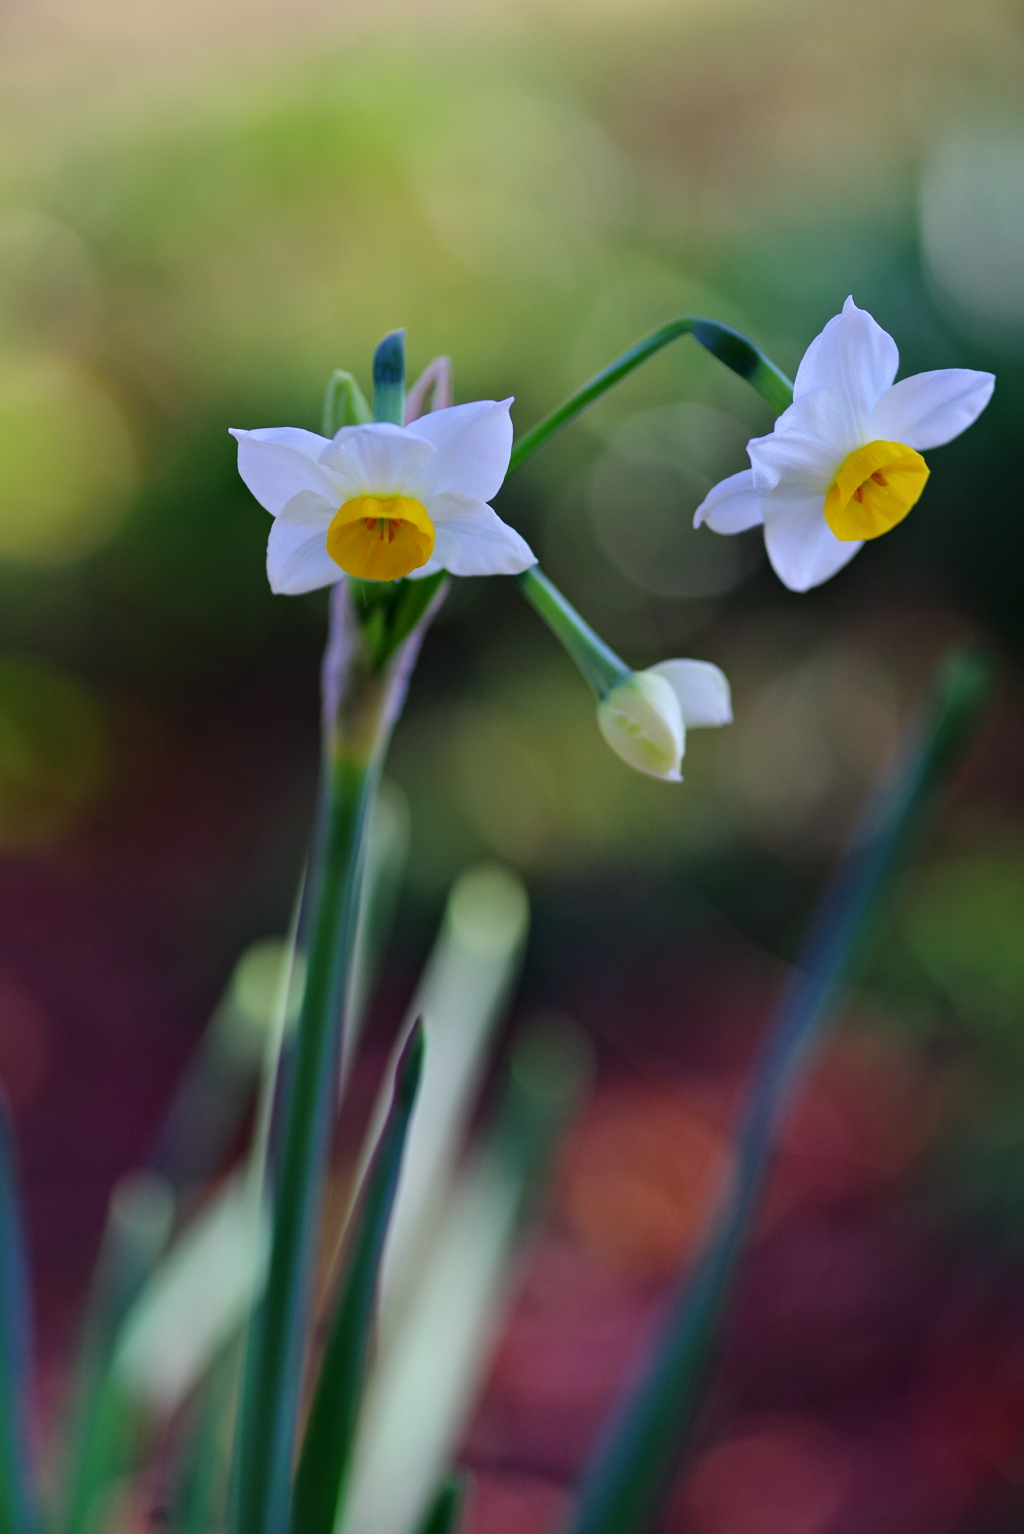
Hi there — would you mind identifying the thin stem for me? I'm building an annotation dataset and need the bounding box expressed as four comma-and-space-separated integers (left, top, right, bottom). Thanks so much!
233, 578, 445, 1534
507, 317, 793, 480
506, 320, 792, 682
515, 567, 629, 699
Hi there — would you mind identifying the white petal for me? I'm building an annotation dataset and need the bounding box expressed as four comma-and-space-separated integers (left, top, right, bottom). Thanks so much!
749, 386, 859, 494
318, 423, 434, 497
762, 494, 862, 592
231, 428, 337, 516
793, 296, 899, 424
648, 660, 732, 728
266, 518, 341, 595
868, 368, 995, 451
693, 469, 763, 533
275, 490, 336, 526
428, 492, 536, 576
405, 399, 514, 502
233, 425, 331, 456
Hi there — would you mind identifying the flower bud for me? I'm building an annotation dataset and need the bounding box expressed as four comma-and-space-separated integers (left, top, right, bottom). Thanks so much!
514, 567, 730, 783
597, 670, 685, 781
373, 330, 406, 426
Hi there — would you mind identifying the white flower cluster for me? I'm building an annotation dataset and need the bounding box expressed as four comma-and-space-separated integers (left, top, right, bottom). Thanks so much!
232, 300, 993, 782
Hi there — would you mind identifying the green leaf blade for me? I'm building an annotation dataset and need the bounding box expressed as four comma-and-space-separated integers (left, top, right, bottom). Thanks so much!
291, 1022, 425, 1534
232, 758, 376, 1534
413, 1475, 469, 1534
564, 645, 995, 1534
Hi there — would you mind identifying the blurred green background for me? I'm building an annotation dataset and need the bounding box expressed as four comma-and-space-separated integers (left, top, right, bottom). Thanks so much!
3, 0, 1024, 1338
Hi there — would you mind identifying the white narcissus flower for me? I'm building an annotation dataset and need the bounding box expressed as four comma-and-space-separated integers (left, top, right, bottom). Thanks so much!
693, 297, 995, 591
231, 399, 536, 593
597, 660, 732, 781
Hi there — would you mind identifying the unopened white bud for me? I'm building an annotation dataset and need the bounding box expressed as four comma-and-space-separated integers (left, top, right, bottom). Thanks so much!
597, 670, 685, 781
596, 659, 732, 782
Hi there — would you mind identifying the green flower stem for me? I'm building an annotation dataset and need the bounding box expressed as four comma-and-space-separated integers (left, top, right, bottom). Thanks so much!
507, 320, 792, 679
507, 317, 793, 479
233, 579, 443, 1534
564, 646, 994, 1534
515, 567, 629, 699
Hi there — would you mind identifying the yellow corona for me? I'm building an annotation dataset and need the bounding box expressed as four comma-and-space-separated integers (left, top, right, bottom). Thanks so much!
326, 495, 435, 581
823, 440, 929, 541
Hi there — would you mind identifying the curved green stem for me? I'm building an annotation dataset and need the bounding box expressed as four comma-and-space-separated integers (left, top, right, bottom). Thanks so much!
515, 567, 629, 698
507, 317, 793, 480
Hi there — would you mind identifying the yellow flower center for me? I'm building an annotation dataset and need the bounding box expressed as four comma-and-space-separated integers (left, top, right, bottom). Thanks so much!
823, 440, 929, 542
326, 495, 435, 581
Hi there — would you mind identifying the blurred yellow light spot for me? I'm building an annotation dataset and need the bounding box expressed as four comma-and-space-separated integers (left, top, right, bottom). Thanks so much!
0, 356, 137, 563
0, 653, 108, 849
326, 494, 434, 581
824, 440, 928, 541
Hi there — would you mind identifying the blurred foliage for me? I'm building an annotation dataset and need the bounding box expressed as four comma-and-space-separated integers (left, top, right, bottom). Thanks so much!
0, 652, 108, 849
905, 852, 1024, 1035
